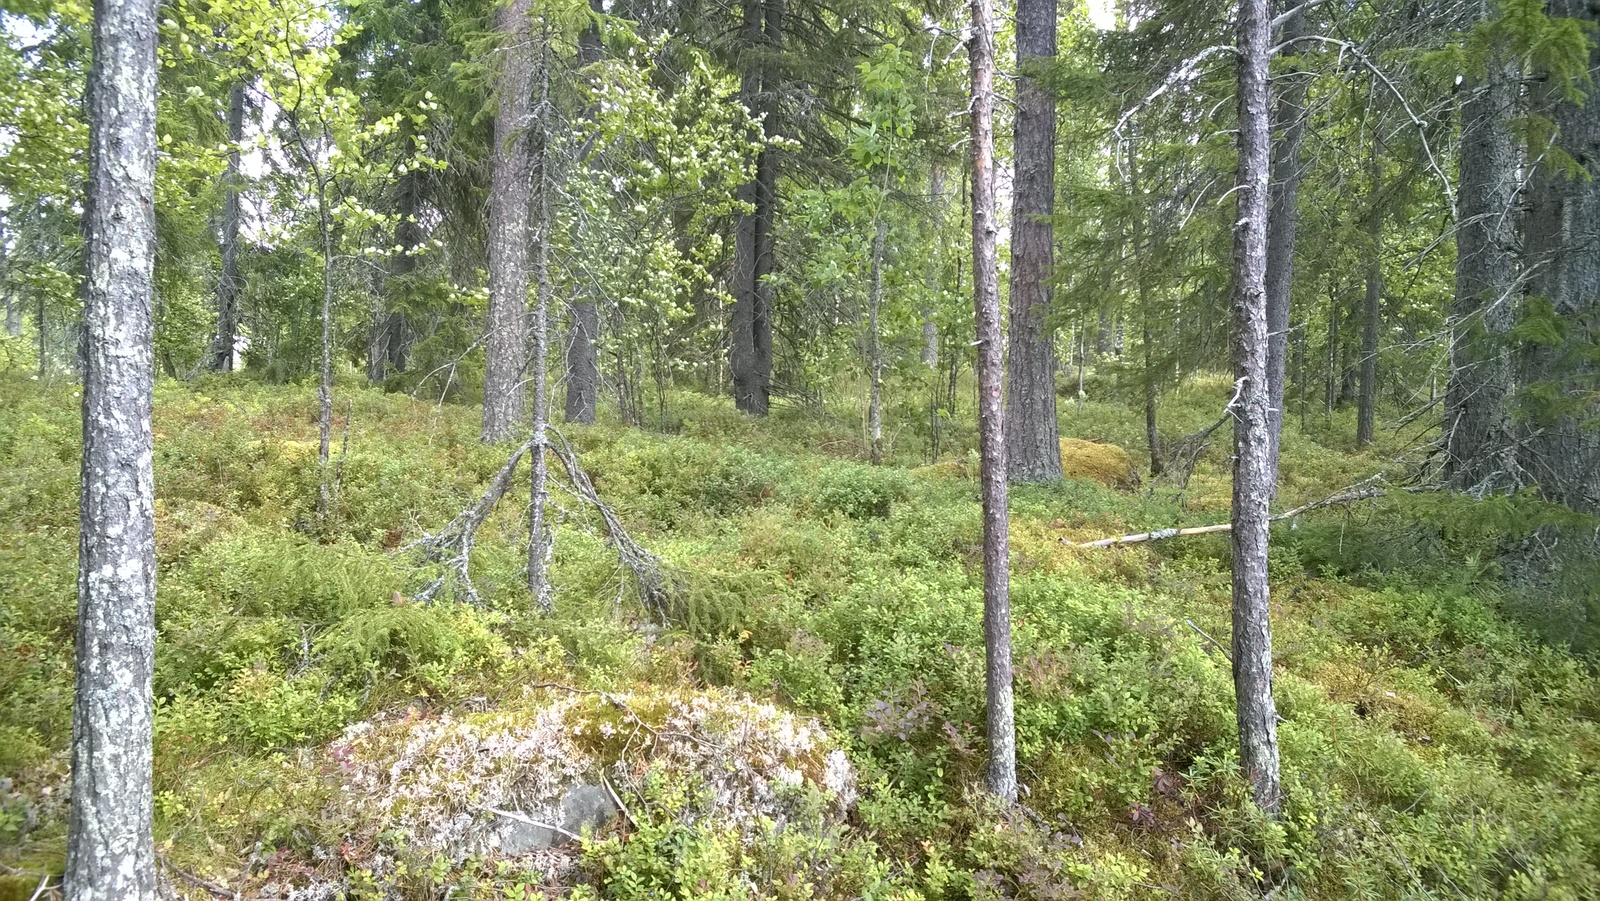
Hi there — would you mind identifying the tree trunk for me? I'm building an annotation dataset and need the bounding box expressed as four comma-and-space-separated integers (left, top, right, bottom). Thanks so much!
1357, 135, 1383, 450
563, 2, 603, 424
1131, 140, 1161, 475
1264, 2, 1307, 485
316, 170, 335, 523
1444, 3, 1521, 493
1228, 0, 1282, 818
369, 167, 422, 384
529, 50, 554, 609
68, 0, 159, 893
205, 81, 246, 373
731, 0, 778, 416
1004, 0, 1061, 484
1518, 0, 1600, 516
922, 164, 944, 370
867, 218, 886, 465
970, 0, 1015, 804
482, 0, 535, 443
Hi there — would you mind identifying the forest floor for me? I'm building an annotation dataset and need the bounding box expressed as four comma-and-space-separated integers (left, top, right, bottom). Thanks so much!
2, 371, 1598, 900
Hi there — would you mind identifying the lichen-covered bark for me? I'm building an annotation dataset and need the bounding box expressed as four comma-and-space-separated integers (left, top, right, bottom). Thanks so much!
482, 0, 535, 443
1004, 0, 1062, 484
970, 0, 1015, 803
1229, 0, 1282, 817
68, 0, 160, 894
529, 55, 554, 611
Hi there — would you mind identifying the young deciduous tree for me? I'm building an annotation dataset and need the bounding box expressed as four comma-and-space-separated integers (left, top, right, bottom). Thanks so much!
67, 0, 160, 894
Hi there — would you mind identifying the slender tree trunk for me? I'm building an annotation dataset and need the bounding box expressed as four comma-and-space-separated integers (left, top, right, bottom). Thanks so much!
2, 224, 17, 337
68, 0, 159, 894
922, 164, 944, 370
1004, 0, 1061, 484
1357, 135, 1383, 449
1131, 142, 1161, 475
1264, 2, 1307, 485
205, 81, 246, 373
1518, 0, 1600, 516
316, 170, 335, 522
971, 0, 1015, 804
482, 0, 535, 443
528, 50, 554, 609
563, 2, 602, 424
868, 217, 886, 465
370, 167, 422, 384
1229, 0, 1282, 818
1444, 5, 1520, 492
731, 0, 778, 415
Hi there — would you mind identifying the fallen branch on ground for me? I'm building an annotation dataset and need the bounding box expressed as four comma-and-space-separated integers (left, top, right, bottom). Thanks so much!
403, 438, 532, 604
1065, 480, 1387, 548
546, 428, 680, 625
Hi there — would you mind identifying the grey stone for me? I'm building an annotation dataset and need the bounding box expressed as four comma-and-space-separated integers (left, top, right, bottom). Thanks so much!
493, 784, 618, 855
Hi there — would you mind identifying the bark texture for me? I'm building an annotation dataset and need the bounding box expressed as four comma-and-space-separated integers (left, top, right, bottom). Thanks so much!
970, 0, 1016, 803
1519, 0, 1600, 516
482, 0, 535, 443
1004, 0, 1062, 484
68, 0, 160, 894
731, 0, 779, 415
1228, 0, 1282, 818
1357, 183, 1382, 450
1444, 5, 1521, 493
529, 55, 554, 610
1264, 2, 1307, 484
563, 4, 603, 425
207, 81, 246, 373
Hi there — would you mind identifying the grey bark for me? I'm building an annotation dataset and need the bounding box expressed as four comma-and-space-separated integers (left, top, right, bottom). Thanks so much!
529, 52, 554, 610
563, 3, 602, 425
1264, 3, 1307, 486
867, 218, 886, 465
970, 0, 1016, 804
482, 0, 535, 443
1518, 0, 1600, 516
207, 82, 246, 373
731, 0, 778, 415
1357, 158, 1382, 451
315, 168, 335, 523
67, 0, 159, 894
1229, 0, 1282, 818
1131, 141, 1161, 475
1444, 5, 1521, 493
1004, 0, 1062, 484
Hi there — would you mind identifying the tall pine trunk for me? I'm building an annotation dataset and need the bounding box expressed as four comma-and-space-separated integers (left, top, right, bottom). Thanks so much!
970, 0, 1015, 803
482, 0, 535, 443
1264, 2, 1307, 485
1229, 0, 1282, 817
207, 81, 246, 372
1444, 0, 1520, 493
1004, 0, 1062, 484
68, 0, 159, 893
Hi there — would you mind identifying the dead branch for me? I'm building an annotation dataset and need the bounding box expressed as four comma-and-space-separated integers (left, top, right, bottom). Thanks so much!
1154, 378, 1242, 489
545, 428, 680, 625
404, 438, 532, 604
1065, 480, 1387, 548
158, 855, 238, 900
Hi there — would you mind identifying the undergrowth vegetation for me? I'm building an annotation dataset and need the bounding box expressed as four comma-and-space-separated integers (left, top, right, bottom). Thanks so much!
2, 371, 1598, 899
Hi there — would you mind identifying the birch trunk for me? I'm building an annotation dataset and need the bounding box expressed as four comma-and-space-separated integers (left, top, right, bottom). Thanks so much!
207, 81, 246, 373
68, 0, 159, 893
970, 0, 1015, 803
868, 218, 886, 465
1229, 0, 1282, 817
